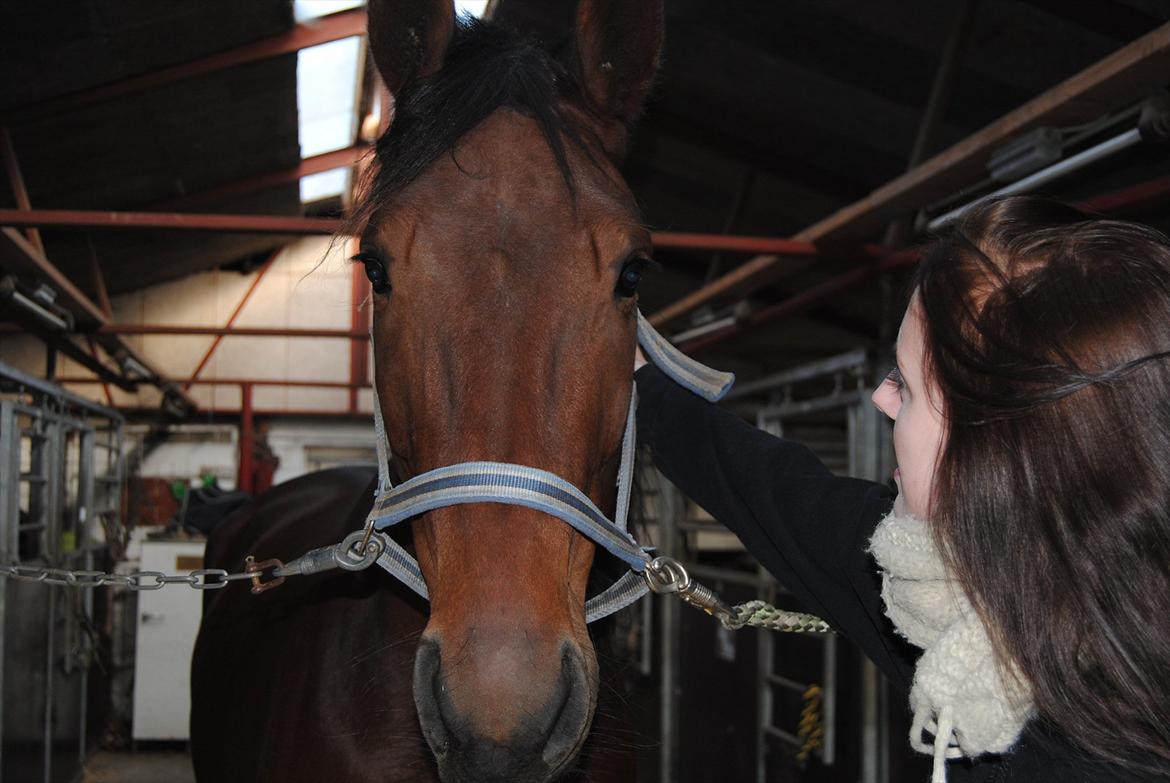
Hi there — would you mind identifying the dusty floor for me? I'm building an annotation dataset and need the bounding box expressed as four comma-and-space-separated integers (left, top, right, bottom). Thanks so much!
82, 751, 195, 783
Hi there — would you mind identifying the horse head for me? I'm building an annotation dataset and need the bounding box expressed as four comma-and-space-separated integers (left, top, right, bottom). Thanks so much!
355, 1, 663, 780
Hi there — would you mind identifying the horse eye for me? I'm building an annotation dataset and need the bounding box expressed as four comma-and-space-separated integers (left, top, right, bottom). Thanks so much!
353, 253, 391, 295
615, 257, 649, 298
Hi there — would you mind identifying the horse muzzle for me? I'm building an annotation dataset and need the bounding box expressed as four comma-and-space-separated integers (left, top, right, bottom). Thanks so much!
413, 635, 595, 783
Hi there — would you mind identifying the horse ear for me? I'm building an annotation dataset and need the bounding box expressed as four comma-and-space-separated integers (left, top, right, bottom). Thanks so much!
571, 0, 664, 141
367, 0, 456, 98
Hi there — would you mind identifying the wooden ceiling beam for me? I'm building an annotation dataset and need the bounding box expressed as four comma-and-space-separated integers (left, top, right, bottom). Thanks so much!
649, 21, 1170, 329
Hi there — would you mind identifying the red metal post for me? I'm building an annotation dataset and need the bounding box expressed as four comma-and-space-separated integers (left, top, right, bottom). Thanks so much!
238, 383, 254, 494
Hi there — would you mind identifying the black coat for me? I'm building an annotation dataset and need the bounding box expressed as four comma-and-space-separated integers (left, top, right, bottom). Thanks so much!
635, 364, 1166, 782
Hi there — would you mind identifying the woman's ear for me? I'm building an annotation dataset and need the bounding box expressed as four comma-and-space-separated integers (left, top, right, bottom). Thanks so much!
367, 0, 455, 100
569, 0, 664, 158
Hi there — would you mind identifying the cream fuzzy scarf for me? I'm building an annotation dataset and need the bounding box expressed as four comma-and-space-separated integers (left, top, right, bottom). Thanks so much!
868, 511, 1036, 783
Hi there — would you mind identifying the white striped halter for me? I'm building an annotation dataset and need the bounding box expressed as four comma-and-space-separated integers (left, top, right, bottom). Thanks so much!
362, 311, 733, 622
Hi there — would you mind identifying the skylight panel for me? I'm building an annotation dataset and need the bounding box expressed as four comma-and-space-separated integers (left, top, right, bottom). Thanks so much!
300, 168, 351, 203
294, 1, 364, 24
455, 1, 489, 18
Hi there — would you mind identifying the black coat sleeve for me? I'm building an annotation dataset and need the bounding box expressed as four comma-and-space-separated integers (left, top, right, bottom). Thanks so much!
635, 364, 918, 691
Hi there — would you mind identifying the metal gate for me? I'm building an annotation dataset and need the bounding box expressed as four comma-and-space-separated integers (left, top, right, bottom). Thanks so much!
655, 349, 897, 783
0, 361, 124, 783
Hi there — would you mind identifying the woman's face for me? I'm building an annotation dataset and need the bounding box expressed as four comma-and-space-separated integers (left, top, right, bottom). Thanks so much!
870, 295, 946, 519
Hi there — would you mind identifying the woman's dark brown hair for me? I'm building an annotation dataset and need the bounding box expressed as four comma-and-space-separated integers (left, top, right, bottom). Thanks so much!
915, 196, 1170, 772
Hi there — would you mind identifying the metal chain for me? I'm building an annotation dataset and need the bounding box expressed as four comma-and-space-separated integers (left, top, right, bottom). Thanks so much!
0, 563, 253, 590
0, 530, 385, 594
5, 541, 830, 634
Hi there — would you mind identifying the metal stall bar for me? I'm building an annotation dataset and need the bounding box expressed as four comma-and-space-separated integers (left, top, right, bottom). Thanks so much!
0, 399, 15, 776
849, 376, 896, 783
749, 352, 877, 781
655, 348, 889, 783
658, 474, 685, 783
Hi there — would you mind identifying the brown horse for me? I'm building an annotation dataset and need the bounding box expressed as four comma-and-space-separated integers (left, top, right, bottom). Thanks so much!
191, 1, 663, 780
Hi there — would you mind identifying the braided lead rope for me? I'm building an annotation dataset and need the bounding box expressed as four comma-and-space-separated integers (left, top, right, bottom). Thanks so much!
721, 600, 832, 633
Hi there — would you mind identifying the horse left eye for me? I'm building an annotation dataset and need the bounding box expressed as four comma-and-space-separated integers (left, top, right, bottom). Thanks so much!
353, 254, 391, 295
616, 258, 648, 298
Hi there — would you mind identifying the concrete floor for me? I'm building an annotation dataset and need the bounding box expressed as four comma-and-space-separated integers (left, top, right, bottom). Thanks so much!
83, 751, 195, 783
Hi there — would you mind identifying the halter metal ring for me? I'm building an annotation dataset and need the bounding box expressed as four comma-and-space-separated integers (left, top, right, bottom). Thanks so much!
643, 556, 691, 595
335, 530, 384, 571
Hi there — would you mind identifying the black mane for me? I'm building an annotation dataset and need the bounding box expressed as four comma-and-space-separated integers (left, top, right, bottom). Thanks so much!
350, 17, 592, 229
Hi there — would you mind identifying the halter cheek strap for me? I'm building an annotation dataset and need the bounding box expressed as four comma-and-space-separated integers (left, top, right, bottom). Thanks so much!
366, 310, 734, 622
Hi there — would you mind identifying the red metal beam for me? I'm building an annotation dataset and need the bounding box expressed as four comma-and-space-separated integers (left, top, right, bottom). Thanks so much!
113, 405, 370, 420
678, 250, 920, 355
1075, 174, 1170, 215
85, 236, 114, 318
0, 127, 43, 253
61, 377, 358, 389
91, 324, 368, 338
185, 254, 278, 390
1, 207, 909, 261
85, 337, 115, 406
651, 232, 889, 257
0, 209, 341, 235
2, 9, 369, 125
151, 145, 371, 211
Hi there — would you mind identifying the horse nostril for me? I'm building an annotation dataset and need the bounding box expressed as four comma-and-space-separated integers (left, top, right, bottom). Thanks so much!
541, 646, 590, 767
413, 638, 452, 757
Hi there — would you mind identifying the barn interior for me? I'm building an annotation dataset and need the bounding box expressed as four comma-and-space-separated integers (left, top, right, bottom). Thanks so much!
1, 0, 1168, 781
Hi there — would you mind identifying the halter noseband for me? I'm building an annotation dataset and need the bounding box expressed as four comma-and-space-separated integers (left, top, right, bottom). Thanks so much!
366, 311, 734, 622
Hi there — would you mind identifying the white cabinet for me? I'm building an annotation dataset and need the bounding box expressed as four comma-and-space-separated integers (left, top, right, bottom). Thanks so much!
131, 540, 206, 741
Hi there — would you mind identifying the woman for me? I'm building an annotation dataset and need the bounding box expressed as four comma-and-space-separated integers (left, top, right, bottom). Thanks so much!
635, 196, 1170, 782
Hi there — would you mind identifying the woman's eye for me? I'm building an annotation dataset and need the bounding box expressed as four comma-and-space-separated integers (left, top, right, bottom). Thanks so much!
352, 253, 391, 295
885, 367, 905, 392
615, 257, 649, 298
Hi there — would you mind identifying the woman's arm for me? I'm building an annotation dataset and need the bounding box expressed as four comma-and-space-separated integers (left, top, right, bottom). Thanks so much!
636, 363, 916, 689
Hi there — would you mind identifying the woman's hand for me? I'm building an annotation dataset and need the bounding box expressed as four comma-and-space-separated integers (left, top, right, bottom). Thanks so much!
634, 346, 648, 372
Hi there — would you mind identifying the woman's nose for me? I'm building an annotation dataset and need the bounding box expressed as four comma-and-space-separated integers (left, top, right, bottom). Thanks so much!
871, 386, 895, 419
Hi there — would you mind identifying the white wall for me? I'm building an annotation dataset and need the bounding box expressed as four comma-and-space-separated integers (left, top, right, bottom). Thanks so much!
129, 419, 377, 490
0, 235, 375, 416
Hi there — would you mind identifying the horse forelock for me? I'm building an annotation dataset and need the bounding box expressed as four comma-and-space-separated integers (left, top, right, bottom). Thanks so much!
346, 17, 611, 239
